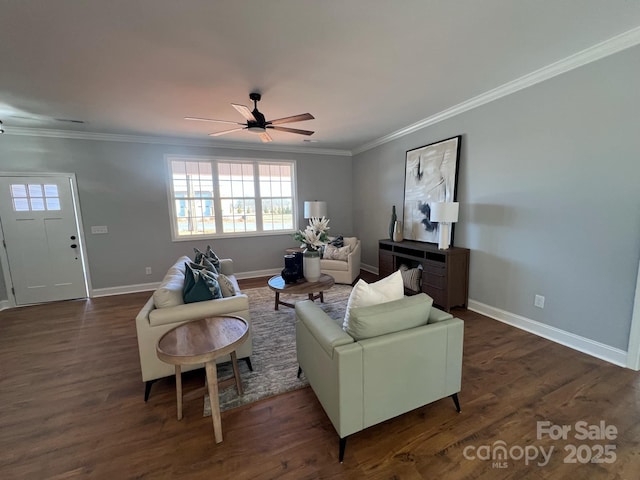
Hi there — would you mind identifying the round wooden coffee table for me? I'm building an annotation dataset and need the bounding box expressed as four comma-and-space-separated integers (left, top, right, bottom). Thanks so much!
156, 315, 249, 444
267, 273, 335, 310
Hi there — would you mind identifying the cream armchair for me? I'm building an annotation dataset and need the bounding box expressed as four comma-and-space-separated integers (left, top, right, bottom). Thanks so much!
295, 293, 463, 462
320, 237, 361, 284
135, 256, 252, 401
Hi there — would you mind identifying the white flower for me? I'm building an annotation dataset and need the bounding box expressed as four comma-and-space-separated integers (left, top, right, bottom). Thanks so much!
309, 216, 330, 233
293, 216, 330, 251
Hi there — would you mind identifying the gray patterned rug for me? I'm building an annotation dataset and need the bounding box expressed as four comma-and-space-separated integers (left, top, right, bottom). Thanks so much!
204, 283, 352, 415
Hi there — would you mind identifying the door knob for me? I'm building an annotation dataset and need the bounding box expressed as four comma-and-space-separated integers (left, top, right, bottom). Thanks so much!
70, 244, 78, 248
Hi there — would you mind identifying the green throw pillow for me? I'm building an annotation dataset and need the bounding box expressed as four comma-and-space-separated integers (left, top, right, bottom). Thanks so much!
205, 245, 221, 268
183, 263, 215, 303
346, 293, 433, 340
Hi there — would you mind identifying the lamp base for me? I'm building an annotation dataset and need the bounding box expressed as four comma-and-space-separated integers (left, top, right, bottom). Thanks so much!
438, 223, 451, 250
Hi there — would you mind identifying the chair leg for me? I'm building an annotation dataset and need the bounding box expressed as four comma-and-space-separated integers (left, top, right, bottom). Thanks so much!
297, 366, 302, 378
451, 393, 461, 413
244, 357, 253, 371
144, 380, 156, 402
339, 437, 347, 463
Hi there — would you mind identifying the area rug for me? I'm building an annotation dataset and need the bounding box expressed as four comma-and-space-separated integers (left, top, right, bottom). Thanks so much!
204, 283, 352, 416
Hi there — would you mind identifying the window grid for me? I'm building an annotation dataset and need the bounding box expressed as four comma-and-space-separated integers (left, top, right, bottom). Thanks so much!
170, 160, 216, 236
10, 183, 61, 212
168, 157, 296, 239
219, 162, 257, 234
260, 163, 294, 231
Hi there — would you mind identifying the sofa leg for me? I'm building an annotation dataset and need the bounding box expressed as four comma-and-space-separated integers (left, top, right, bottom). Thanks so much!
244, 357, 253, 371
144, 380, 156, 402
339, 437, 347, 463
451, 393, 461, 413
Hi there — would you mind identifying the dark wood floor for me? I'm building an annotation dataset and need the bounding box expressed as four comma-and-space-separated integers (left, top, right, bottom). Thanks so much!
1, 272, 639, 479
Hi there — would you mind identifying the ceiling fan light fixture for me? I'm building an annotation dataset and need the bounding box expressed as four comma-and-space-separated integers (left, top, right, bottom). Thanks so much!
186, 93, 313, 142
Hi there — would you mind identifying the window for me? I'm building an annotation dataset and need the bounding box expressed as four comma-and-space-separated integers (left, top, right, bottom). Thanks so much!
10, 183, 61, 212
167, 156, 297, 240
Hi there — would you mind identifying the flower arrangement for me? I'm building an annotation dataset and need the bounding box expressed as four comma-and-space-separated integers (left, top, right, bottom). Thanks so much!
293, 216, 330, 251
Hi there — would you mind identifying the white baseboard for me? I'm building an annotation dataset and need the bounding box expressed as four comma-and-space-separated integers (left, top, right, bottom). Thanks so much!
234, 268, 281, 280
91, 282, 160, 297
361, 263, 378, 275
0, 299, 10, 311
468, 299, 628, 368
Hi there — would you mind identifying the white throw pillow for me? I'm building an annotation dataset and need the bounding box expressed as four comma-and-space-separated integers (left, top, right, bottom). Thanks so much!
342, 270, 404, 331
324, 243, 351, 261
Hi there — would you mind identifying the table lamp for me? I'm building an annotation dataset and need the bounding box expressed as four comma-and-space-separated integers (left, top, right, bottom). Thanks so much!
430, 202, 459, 250
304, 200, 327, 219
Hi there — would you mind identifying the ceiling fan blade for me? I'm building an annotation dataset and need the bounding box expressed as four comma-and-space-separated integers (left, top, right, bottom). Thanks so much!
259, 132, 273, 143
185, 117, 243, 125
268, 126, 314, 136
208, 127, 246, 137
232, 104, 257, 122
267, 113, 314, 125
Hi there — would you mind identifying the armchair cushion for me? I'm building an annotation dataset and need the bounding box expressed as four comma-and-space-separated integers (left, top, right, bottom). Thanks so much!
343, 270, 404, 330
347, 293, 433, 340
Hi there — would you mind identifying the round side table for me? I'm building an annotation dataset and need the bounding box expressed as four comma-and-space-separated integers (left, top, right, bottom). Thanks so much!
157, 315, 249, 444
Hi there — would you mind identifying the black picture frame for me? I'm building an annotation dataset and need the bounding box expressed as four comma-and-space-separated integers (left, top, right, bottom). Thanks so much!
402, 135, 461, 245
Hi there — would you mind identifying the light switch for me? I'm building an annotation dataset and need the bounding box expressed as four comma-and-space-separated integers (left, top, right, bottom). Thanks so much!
91, 225, 108, 234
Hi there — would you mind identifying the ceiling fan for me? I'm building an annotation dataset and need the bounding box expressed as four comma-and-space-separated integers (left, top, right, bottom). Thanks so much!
185, 93, 314, 143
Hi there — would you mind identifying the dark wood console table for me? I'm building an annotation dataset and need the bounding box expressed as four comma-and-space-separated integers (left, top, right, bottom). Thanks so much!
379, 239, 469, 311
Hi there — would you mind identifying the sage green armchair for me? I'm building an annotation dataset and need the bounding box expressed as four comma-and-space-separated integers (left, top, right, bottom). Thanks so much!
295, 293, 463, 462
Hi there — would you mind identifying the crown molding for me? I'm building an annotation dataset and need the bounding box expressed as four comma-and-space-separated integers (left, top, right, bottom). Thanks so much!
4, 126, 352, 157
352, 26, 640, 155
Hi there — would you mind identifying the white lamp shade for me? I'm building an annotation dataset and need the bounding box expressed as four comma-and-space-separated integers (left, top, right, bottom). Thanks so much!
304, 201, 327, 218
430, 202, 459, 223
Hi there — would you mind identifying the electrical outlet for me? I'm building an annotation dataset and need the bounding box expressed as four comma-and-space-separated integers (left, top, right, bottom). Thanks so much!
145, 267, 152, 275
534, 294, 545, 308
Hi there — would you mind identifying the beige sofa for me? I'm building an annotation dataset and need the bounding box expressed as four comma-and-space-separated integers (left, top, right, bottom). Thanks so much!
320, 237, 361, 284
135, 256, 252, 400
295, 293, 463, 461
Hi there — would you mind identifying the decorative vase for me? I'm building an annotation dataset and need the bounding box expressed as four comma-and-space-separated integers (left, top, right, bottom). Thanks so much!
389, 205, 397, 240
281, 255, 299, 284
302, 249, 321, 282
393, 220, 404, 242
293, 251, 304, 279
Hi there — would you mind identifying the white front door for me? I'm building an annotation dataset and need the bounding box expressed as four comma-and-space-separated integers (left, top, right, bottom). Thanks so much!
0, 175, 87, 305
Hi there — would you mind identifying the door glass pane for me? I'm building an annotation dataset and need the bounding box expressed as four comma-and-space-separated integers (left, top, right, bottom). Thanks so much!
28, 184, 43, 197
44, 184, 59, 197
30, 197, 45, 211
13, 198, 29, 211
46, 198, 61, 210
11, 184, 27, 197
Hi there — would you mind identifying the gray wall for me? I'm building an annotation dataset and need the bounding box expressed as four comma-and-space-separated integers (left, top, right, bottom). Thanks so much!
0, 138, 352, 296
353, 45, 640, 350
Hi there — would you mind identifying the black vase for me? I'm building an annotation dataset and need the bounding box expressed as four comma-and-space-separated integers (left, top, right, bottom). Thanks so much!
294, 251, 304, 279
281, 255, 299, 284
389, 205, 397, 240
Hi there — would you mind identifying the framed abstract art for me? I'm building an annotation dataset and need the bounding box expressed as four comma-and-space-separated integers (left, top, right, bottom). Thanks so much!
402, 135, 461, 244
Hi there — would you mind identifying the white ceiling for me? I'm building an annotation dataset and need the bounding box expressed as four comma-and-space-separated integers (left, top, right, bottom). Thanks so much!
1, 1, 640, 153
